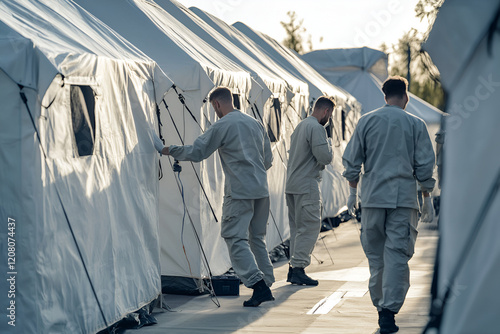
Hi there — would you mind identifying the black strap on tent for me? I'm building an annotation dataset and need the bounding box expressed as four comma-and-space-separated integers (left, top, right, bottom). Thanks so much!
424, 166, 500, 333
246, 99, 258, 119
162, 99, 218, 222
18, 85, 110, 331
252, 102, 264, 123
487, 3, 500, 56
172, 85, 210, 131
155, 103, 164, 180
165, 155, 220, 307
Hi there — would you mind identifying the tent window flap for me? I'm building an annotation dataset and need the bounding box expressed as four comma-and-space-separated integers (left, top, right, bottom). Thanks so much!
70, 85, 96, 156
267, 98, 281, 142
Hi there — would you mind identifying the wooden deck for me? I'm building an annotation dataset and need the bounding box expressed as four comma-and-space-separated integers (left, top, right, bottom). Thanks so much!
127, 219, 438, 334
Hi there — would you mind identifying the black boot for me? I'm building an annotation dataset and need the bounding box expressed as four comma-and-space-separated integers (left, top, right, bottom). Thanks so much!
290, 267, 318, 286
243, 279, 275, 307
286, 265, 292, 282
378, 308, 399, 333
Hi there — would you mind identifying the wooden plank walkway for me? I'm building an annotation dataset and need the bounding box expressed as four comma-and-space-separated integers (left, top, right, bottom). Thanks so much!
127, 219, 438, 334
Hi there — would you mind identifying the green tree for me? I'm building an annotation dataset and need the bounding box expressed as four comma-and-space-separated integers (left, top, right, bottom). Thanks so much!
281, 11, 306, 54
415, 0, 444, 34
388, 1, 445, 110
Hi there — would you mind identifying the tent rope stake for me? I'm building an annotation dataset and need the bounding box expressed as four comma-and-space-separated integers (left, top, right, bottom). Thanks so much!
162, 99, 218, 222
18, 86, 110, 332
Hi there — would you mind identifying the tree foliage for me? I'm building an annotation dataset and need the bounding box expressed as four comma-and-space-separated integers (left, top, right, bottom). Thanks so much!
388, 1, 445, 110
281, 11, 307, 54
415, 0, 444, 34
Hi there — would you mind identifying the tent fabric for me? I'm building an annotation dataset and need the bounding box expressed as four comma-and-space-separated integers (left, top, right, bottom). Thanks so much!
74, 0, 260, 280
74, 0, 251, 97
154, 0, 290, 101
423, 1, 500, 333
0, 0, 173, 332
188, 5, 309, 99
233, 21, 353, 109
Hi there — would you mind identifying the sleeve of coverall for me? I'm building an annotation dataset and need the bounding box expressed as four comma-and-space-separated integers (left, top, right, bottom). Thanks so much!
342, 125, 364, 182
414, 121, 436, 192
169, 124, 223, 162
263, 129, 273, 170
310, 126, 333, 166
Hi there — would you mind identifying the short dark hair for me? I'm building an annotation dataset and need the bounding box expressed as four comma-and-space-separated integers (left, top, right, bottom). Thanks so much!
209, 87, 232, 104
382, 76, 408, 98
313, 96, 336, 111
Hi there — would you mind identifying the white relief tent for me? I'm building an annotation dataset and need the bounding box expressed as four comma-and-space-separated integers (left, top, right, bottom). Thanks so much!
0, 0, 173, 332
423, 0, 500, 333
74, 0, 258, 283
233, 21, 362, 220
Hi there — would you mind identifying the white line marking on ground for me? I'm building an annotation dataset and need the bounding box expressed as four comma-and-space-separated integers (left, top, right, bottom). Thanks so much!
309, 267, 370, 281
307, 291, 346, 315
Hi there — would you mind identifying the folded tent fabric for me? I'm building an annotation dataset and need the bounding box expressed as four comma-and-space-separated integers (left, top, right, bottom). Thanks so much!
0, 0, 173, 332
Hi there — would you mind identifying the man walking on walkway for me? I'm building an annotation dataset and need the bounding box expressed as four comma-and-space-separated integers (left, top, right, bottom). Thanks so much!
286, 96, 334, 286
153, 87, 275, 307
342, 76, 435, 333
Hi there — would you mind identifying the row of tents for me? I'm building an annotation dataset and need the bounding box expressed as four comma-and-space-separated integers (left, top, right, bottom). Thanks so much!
0, 0, 444, 332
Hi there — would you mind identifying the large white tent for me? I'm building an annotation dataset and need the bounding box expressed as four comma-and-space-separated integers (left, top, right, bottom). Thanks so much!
0, 0, 173, 332
423, 1, 500, 333
301, 47, 444, 141
74, 0, 262, 284
152, 0, 306, 270
233, 21, 362, 220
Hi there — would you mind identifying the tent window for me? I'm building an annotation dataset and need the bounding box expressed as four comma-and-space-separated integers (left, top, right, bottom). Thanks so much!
267, 98, 282, 142
232, 94, 241, 110
341, 110, 346, 141
70, 85, 95, 156
325, 120, 333, 139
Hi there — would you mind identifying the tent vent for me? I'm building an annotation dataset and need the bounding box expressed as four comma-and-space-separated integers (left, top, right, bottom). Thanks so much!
267, 98, 282, 142
70, 85, 96, 156
232, 94, 241, 110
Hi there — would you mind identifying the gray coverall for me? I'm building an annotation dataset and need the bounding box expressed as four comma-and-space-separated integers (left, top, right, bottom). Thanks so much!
169, 110, 275, 287
286, 116, 333, 268
342, 105, 435, 313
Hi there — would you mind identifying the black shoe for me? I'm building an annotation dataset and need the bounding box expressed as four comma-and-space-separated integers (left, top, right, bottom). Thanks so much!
378, 308, 399, 333
243, 279, 275, 307
290, 267, 319, 286
286, 265, 292, 282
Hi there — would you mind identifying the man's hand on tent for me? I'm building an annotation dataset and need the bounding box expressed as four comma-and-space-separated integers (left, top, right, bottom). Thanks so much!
151, 130, 169, 156
420, 195, 434, 223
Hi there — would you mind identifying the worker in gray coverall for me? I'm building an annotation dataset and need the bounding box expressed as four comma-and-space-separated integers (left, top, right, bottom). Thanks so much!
286, 96, 334, 286
342, 76, 435, 334
153, 87, 275, 307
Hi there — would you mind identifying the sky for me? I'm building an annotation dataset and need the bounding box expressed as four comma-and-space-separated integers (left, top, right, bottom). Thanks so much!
175, 0, 430, 52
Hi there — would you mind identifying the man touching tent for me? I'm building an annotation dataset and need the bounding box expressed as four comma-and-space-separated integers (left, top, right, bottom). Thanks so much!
342, 76, 435, 333
153, 87, 275, 307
